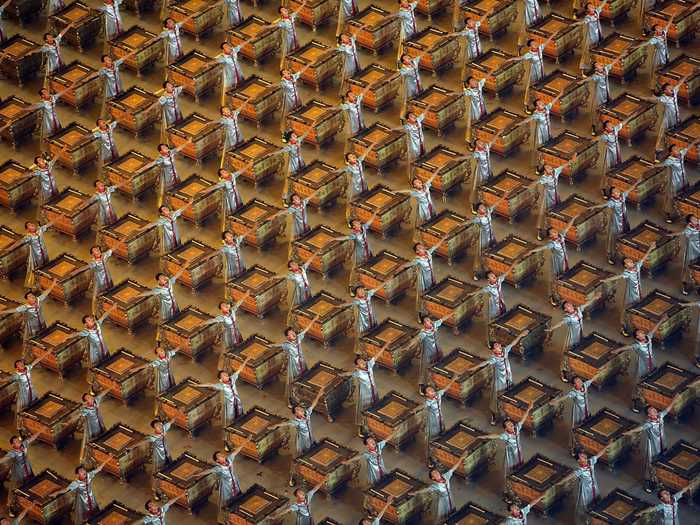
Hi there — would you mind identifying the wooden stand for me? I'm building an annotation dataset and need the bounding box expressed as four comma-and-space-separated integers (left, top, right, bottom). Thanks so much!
86, 424, 150, 481
666, 116, 700, 164
46, 122, 99, 173
0, 226, 29, 278
349, 123, 406, 175
346, 5, 400, 55
49, 61, 100, 109
349, 185, 411, 238
49, 2, 101, 51
162, 240, 223, 291
591, 33, 646, 82
167, 112, 222, 163
285, 40, 342, 92
26, 322, 84, 378
608, 156, 665, 208
414, 146, 469, 196
14, 470, 72, 524
18, 392, 80, 448
658, 55, 700, 105
222, 335, 284, 389
169, 0, 223, 40
555, 261, 616, 312
108, 87, 160, 137
154, 452, 216, 511
598, 93, 657, 146
227, 137, 284, 186
97, 279, 158, 333
348, 64, 401, 112
461, 0, 517, 39
286, 99, 344, 148
227, 199, 286, 248
110, 26, 162, 75
430, 349, 489, 403
226, 75, 282, 126
617, 221, 680, 275
167, 50, 223, 101
467, 49, 524, 97
363, 469, 426, 524
226, 265, 286, 318
489, 304, 551, 360
408, 85, 465, 136
223, 485, 288, 525
87, 501, 144, 525
157, 377, 218, 435
0, 36, 42, 86
590, 489, 654, 525
485, 235, 543, 288
637, 362, 698, 419
291, 226, 352, 277
357, 251, 414, 303
292, 438, 358, 494
363, 391, 421, 449
225, 406, 286, 462
288, 161, 345, 209
430, 421, 497, 478
35, 253, 92, 305
472, 109, 529, 156
359, 318, 419, 372
291, 361, 351, 422
547, 194, 606, 250
402, 27, 459, 75
573, 409, 638, 468
160, 305, 218, 360
652, 440, 700, 495
227, 16, 280, 65
100, 214, 157, 263
105, 150, 159, 200
92, 349, 151, 404
526, 14, 581, 62
423, 278, 482, 334
507, 454, 574, 513
499, 377, 563, 434
480, 169, 538, 222
538, 131, 598, 183
566, 332, 628, 388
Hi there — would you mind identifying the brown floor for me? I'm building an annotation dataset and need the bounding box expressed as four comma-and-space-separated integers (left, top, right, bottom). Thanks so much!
1, 0, 699, 523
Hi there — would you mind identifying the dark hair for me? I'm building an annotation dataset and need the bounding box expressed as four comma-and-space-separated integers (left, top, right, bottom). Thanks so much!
100, 54, 109, 62
157, 143, 168, 152
10, 436, 20, 445
222, 230, 233, 240
282, 130, 294, 143
24, 221, 34, 229
362, 435, 374, 445
658, 488, 670, 498
217, 370, 226, 380
82, 393, 90, 402
155, 273, 166, 281
75, 465, 85, 474
686, 214, 695, 224
354, 355, 363, 366
158, 205, 168, 214
546, 227, 556, 237
412, 242, 421, 252
218, 168, 227, 177
354, 285, 364, 294
23, 291, 33, 300
465, 76, 474, 84
145, 500, 154, 512
150, 419, 161, 429
14, 359, 23, 368
526, 39, 535, 47
220, 42, 227, 49
502, 418, 514, 428
162, 81, 171, 89
284, 327, 295, 337
82, 315, 92, 324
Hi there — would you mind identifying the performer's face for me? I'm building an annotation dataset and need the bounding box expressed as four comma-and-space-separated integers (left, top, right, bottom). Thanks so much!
220, 372, 230, 383
77, 468, 87, 480
365, 438, 376, 450
610, 188, 621, 199
577, 453, 588, 466
425, 386, 436, 398
660, 490, 671, 503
